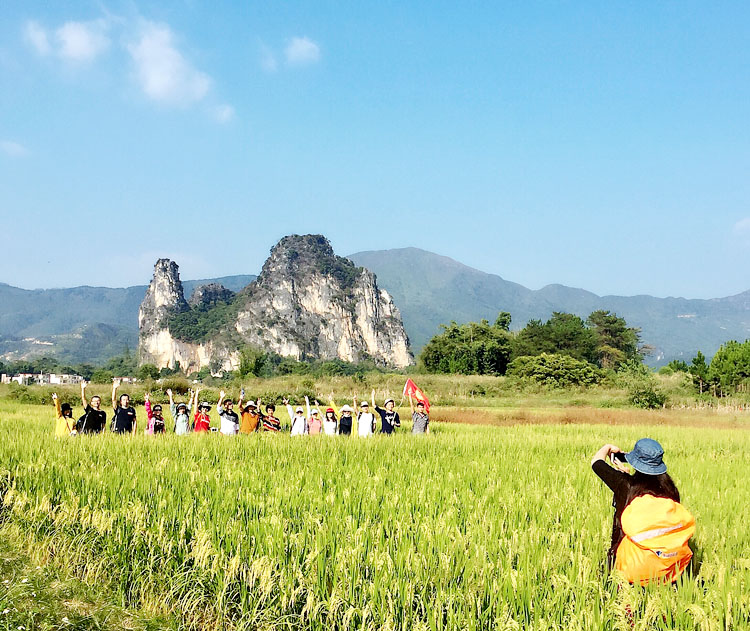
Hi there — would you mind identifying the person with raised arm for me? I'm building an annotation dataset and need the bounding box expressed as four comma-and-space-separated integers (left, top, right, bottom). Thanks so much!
306, 396, 322, 435
111, 379, 137, 435
355, 395, 375, 438
284, 398, 307, 436
79, 381, 107, 434
372, 389, 400, 435
51, 392, 74, 437
237, 388, 262, 434
167, 388, 193, 435
409, 396, 429, 434
217, 389, 240, 435
144, 393, 166, 435
591, 440, 694, 584
192, 388, 211, 432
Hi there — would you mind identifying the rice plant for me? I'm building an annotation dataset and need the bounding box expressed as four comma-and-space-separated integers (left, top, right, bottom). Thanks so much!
0, 400, 748, 630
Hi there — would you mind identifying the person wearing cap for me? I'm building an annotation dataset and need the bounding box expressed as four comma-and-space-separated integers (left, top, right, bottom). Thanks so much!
410, 398, 429, 434
372, 389, 400, 435
304, 396, 323, 435
337, 404, 354, 435
237, 391, 262, 434
284, 398, 307, 436
144, 393, 166, 434
217, 390, 240, 435
354, 395, 376, 438
322, 407, 338, 435
51, 392, 75, 437
167, 388, 194, 435
591, 438, 683, 570
192, 388, 212, 433
261, 403, 282, 432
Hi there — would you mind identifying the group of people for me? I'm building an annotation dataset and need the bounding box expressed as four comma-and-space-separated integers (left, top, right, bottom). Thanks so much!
52, 382, 695, 586
52, 382, 430, 437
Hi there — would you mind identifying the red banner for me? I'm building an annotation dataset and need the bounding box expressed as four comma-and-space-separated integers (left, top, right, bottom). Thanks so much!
403, 378, 430, 412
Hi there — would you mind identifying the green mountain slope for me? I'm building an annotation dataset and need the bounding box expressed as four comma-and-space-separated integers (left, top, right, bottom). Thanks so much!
0, 275, 255, 363
348, 248, 750, 365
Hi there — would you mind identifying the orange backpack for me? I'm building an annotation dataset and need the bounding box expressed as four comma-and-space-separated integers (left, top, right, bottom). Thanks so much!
615, 494, 695, 585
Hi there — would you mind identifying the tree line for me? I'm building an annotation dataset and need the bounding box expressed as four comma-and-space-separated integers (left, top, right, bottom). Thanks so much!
420, 310, 641, 378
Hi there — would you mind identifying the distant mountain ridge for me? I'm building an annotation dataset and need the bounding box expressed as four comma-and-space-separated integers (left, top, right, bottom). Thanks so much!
0, 275, 255, 364
348, 248, 750, 365
3, 247, 750, 367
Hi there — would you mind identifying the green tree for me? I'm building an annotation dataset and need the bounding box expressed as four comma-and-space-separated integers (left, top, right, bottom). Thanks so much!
512, 312, 598, 364
137, 363, 160, 381
689, 351, 709, 394
421, 316, 512, 375
586, 310, 641, 369
238, 346, 267, 378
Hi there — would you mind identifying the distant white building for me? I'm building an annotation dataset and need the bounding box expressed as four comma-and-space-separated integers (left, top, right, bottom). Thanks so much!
1, 373, 84, 386
114, 376, 138, 385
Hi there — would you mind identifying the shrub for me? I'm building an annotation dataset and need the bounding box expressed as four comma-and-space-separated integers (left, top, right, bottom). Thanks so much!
507, 353, 602, 388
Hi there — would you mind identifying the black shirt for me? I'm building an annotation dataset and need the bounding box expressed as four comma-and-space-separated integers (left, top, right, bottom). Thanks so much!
79, 404, 107, 433
339, 415, 353, 435
592, 459, 634, 565
112, 406, 136, 433
374, 405, 400, 434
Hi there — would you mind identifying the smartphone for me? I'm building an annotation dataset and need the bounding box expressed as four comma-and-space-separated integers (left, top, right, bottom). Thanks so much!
612, 452, 628, 464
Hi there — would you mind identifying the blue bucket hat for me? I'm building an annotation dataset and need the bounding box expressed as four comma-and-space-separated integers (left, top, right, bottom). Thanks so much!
625, 438, 667, 475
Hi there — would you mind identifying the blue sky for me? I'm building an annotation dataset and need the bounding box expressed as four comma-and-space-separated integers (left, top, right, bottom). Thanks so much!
2, 1, 750, 299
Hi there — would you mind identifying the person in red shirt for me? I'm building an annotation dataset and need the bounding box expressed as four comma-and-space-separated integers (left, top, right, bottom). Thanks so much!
193, 389, 212, 432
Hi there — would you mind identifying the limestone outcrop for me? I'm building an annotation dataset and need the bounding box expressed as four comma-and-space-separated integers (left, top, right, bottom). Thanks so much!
137, 235, 414, 372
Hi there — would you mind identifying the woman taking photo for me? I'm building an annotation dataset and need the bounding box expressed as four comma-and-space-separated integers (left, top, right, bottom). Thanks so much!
592, 438, 694, 585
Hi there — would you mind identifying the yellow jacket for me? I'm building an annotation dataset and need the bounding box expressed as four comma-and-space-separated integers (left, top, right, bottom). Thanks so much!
615, 494, 695, 585
54, 398, 72, 437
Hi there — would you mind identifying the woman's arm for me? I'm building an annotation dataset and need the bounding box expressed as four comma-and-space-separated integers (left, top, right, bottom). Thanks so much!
80, 382, 88, 408
305, 396, 311, 419
591, 443, 627, 470
52, 392, 62, 418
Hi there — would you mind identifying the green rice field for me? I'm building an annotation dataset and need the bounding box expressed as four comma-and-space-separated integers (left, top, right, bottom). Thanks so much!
0, 399, 748, 630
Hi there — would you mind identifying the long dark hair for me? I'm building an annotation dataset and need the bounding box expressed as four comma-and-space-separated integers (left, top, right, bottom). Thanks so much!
625, 471, 680, 507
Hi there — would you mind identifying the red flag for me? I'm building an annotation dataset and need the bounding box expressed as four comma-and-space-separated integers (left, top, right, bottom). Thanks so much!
403, 378, 430, 412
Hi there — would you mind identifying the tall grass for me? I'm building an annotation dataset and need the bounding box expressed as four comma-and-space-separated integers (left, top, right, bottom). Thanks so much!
0, 400, 748, 629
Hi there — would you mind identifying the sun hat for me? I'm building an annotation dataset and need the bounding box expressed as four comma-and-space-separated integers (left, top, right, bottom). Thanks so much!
340, 404, 353, 413
384, 398, 394, 406
311, 408, 320, 415
625, 438, 667, 475
326, 407, 334, 414
296, 406, 304, 413
200, 401, 212, 411
360, 401, 369, 407
176, 402, 187, 411
244, 400, 257, 408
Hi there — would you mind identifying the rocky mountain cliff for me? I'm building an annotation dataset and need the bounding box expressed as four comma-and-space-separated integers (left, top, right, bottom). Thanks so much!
138, 235, 413, 371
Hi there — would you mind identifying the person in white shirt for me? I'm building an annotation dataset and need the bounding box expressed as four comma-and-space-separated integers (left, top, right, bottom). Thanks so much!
322, 407, 338, 435
354, 397, 376, 438
284, 398, 308, 436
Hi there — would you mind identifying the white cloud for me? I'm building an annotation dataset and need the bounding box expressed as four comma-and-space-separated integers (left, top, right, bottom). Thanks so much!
260, 44, 278, 73
55, 20, 110, 62
213, 104, 235, 123
24, 21, 51, 56
733, 218, 750, 236
284, 37, 320, 66
127, 21, 211, 105
0, 140, 30, 157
